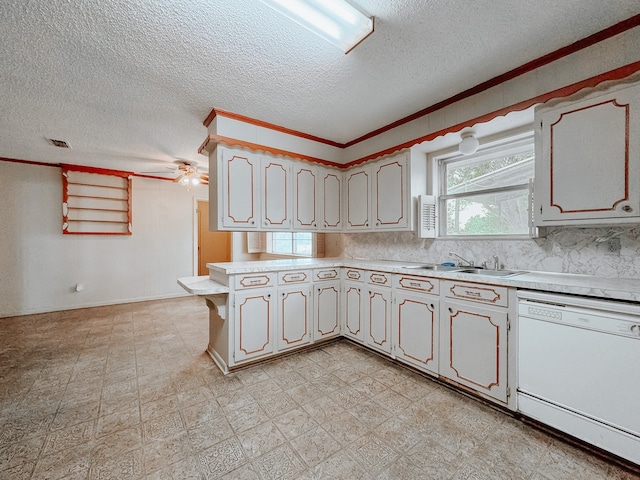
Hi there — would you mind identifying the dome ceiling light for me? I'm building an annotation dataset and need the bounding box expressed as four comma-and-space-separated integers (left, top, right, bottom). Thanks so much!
459, 132, 480, 155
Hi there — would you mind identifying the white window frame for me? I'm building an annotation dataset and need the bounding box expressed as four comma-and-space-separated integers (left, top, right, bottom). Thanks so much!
435, 132, 535, 239
247, 232, 325, 258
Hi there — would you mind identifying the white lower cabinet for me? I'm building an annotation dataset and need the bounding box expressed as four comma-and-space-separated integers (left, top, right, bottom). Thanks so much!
277, 285, 311, 352
343, 282, 364, 342
439, 280, 510, 403
313, 280, 341, 341
394, 290, 439, 375
233, 289, 275, 363
365, 285, 392, 355
213, 266, 514, 409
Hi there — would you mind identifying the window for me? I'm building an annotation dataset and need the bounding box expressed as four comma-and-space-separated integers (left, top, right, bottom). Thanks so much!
247, 232, 324, 257
438, 135, 534, 237
271, 232, 313, 256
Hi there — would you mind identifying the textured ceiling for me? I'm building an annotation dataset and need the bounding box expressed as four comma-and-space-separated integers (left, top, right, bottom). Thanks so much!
1, 1, 639, 175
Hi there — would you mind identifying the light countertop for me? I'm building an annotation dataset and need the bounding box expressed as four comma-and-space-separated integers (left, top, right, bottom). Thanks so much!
189, 258, 640, 303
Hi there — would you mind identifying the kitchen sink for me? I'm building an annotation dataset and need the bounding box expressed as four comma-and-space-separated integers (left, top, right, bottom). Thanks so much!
404, 264, 462, 271
458, 269, 525, 277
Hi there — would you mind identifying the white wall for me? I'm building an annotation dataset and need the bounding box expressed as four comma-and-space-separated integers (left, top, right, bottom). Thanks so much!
0, 161, 208, 317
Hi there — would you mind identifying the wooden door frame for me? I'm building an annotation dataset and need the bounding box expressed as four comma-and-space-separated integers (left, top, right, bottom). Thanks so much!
193, 196, 208, 276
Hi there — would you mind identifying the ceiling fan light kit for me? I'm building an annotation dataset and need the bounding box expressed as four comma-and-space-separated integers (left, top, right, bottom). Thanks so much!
173, 161, 207, 191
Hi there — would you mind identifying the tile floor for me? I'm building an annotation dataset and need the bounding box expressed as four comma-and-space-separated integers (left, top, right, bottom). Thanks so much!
1, 296, 638, 479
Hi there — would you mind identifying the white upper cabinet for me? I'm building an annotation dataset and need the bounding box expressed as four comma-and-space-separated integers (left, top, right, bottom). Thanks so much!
372, 154, 409, 229
293, 164, 318, 230
261, 157, 291, 229
214, 147, 260, 230
320, 168, 343, 230
345, 166, 371, 230
210, 146, 427, 232
535, 81, 640, 226
344, 151, 427, 232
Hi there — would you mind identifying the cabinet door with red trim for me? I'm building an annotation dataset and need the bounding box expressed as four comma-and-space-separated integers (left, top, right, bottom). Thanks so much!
439, 300, 508, 403
320, 168, 343, 231
261, 156, 291, 229
343, 281, 364, 342
372, 154, 409, 230
535, 82, 640, 226
219, 148, 260, 230
344, 166, 371, 231
233, 290, 275, 363
394, 291, 439, 375
365, 286, 392, 355
313, 282, 341, 341
293, 164, 319, 230
277, 285, 311, 352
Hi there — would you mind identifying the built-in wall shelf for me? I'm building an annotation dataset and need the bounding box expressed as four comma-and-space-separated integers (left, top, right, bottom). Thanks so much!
62, 165, 132, 235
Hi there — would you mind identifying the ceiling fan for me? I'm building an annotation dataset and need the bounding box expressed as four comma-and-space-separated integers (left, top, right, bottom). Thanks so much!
173, 161, 209, 190
141, 160, 209, 190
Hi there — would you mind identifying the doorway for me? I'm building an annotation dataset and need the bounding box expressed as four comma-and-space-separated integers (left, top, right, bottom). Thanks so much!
197, 201, 231, 275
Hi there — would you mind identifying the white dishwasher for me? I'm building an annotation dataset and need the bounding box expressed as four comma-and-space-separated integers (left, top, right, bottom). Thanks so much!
517, 290, 640, 465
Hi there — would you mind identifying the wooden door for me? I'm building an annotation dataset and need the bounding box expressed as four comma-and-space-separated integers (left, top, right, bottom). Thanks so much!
198, 201, 231, 275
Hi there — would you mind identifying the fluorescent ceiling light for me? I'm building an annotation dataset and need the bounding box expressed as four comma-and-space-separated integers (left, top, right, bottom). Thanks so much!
259, 0, 374, 53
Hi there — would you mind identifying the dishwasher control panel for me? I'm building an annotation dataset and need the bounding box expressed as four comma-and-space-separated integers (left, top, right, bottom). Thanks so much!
518, 299, 640, 339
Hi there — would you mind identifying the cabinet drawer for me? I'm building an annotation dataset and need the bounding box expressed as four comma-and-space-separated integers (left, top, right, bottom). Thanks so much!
278, 270, 311, 285
234, 273, 276, 290
443, 280, 508, 307
367, 271, 391, 287
314, 268, 340, 281
343, 268, 364, 282
394, 274, 439, 294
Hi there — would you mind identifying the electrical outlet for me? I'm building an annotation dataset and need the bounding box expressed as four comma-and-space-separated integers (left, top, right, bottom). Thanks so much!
607, 237, 621, 254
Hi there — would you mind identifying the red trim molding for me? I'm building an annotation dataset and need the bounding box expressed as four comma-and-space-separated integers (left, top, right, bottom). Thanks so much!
203, 108, 345, 148
343, 60, 640, 168
345, 14, 640, 147
202, 15, 640, 153
0, 157, 60, 168
200, 134, 344, 168
61, 163, 133, 178
202, 61, 640, 169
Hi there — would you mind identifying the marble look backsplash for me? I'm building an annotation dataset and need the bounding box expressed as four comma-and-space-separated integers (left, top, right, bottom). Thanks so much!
341, 227, 640, 279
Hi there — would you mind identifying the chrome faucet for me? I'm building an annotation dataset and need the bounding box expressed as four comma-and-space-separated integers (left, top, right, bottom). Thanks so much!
481, 255, 501, 270
449, 251, 474, 267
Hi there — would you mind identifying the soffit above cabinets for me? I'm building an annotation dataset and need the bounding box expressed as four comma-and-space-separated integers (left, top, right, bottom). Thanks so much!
1, 1, 639, 175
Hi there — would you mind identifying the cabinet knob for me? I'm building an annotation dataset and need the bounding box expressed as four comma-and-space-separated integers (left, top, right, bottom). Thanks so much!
448, 307, 453, 313
264, 221, 269, 225
376, 222, 380, 226
622, 205, 633, 212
